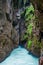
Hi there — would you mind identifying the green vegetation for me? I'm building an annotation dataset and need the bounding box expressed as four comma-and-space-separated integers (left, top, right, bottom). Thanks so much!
25, 4, 34, 21
27, 40, 32, 48
21, 3, 41, 51
22, 4, 35, 48
25, 4, 34, 16
26, 23, 33, 35
23, 34, 28, 40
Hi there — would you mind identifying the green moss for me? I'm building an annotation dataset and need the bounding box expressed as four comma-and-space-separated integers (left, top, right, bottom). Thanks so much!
25, 4, 34, 16
21, 4, 34, 21
26, 23, 33, 35
25, 14, 33, 21
22, 4, 35, 43
23, 23, 33, 41
25, 4, 34, 21
23, 34, 28, 41
27, 40, 32, 48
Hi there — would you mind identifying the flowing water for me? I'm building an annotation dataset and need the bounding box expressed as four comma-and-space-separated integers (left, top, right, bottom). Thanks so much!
0, 46, 39, 65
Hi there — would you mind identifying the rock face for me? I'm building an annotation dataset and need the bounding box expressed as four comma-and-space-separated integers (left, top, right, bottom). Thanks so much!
0, 23, 19, 62
31, 0, 43, 64
0, 21, 19, 62
0, 35, 14, 62
39, 57, 43, 65
0, 0, 19, 62
31, 0, 43, 32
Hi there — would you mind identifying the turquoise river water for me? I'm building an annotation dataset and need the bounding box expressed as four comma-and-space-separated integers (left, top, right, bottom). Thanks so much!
0, 46, 39, 65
